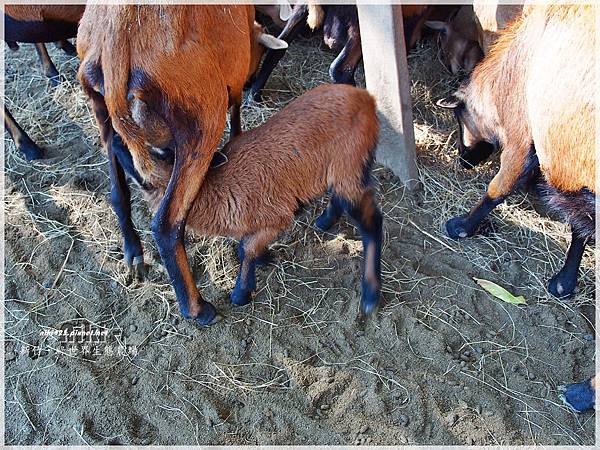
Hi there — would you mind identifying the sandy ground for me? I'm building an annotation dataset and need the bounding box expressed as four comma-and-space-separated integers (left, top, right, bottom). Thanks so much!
3, 28, 596, 445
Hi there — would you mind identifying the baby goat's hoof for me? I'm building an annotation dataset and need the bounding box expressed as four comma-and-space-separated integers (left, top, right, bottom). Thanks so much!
548, 271, 577, 298
18, 141, 45, 161
445, 215, 474, 240
193, 302, 222, 327
558, 378, 595, 413
360, 282, 380, 316
230, 289, 252, 307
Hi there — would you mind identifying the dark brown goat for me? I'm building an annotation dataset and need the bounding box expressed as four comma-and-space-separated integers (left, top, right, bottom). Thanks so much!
425, 6, 483, 74
77, 5, 286, 326
438, 4, 595, 299
139, 84, 382, 316
250, 4, 433, 101
4, 4, 85, 160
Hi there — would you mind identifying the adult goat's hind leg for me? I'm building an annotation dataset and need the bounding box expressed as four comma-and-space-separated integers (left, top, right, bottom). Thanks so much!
151, 142, 221, 326
548, 228, 587, 298
34, 43, 60, 85
108, 133, 147, 281
231, 228, 280, 306
4, 105, 45, 160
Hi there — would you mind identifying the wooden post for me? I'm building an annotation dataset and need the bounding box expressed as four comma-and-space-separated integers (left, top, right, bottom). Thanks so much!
357, 4, 419, 190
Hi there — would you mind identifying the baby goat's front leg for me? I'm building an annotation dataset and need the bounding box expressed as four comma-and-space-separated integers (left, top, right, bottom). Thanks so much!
231, 229, 279, 306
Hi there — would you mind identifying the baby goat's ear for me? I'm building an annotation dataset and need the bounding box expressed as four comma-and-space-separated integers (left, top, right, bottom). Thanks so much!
436, 94, 462, 109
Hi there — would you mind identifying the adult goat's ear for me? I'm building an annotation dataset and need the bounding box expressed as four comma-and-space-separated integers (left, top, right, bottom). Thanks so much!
436, 94, 462, 109
258, 32, 288, 50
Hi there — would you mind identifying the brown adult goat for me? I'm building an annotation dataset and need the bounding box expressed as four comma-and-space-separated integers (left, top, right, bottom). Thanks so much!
438, 4, 595, 299
77, 5, 286, 326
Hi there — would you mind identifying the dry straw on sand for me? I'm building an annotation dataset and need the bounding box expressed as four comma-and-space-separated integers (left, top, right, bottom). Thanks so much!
4, 32, 595, 446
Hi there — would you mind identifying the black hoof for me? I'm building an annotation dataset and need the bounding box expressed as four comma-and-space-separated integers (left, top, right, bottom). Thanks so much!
445, 215, 473, 240
18, 141, 45, 161
230, 288, 252, 307
547, 271, 577, 299
558, 379, 595, 413
360, 281, 380, 316
194, 301, 222, 327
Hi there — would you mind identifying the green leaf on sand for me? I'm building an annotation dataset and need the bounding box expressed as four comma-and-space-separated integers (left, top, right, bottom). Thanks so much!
473, 277, 526, 305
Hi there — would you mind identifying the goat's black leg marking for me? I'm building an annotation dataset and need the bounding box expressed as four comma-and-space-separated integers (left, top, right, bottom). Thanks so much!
230, 229, 278, 307
231, 238, 258, 306
446, 194, 505, 239
34, 42, 60, 85
55, 39, 76, 56
345, 192, 383, 315
151, 154, 219, 326
548, 229, 587, 298
107, 131, 146, 281
447, 147, 539, 239
250, 5, 308, 102
4, 105, 44, 160
558, 376, 596, 413
315, 194, 345, 231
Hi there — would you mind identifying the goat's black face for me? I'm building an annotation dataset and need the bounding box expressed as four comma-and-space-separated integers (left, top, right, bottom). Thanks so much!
436, 95, 496, 169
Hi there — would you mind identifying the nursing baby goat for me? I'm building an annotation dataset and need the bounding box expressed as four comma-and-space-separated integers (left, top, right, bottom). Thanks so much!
143, 84, 382, 323
438, 4, 595, 299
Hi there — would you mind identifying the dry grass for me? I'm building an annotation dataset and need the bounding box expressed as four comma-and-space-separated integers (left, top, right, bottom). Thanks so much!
3, 32, 595, 446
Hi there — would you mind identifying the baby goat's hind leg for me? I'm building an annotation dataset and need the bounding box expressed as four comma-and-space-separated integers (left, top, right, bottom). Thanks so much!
346, 190, 383, 315
231, 228, 279, 306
